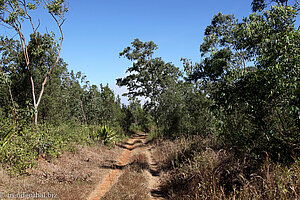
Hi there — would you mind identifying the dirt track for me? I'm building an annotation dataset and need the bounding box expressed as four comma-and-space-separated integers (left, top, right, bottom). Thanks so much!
87, 133, 164, 200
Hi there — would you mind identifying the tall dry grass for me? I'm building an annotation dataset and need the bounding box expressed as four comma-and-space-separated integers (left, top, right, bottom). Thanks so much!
153, 135, 300, 199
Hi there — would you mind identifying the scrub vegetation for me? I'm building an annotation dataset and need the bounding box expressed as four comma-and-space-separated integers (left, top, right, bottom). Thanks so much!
0, 0, 299, 199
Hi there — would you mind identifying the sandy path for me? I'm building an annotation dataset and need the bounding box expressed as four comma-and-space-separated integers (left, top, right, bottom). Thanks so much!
86, 138, 134, 200
87, 133, 164, 200
144, 149, 164, 200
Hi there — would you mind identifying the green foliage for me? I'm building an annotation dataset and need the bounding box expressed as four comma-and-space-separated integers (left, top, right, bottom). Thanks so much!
46, 0, 68, 16
120, 105, 134, 133
188, 4, 300, 163
117, 39, 181, 108
117, 39, 217, 138
89, 125, 121, 145
0, 0, 144, 175
0, 0, 298, 181
252, 0, 267, 12
120, 98, 153, 133
251, 0, 290, 12
137, 110, 153, 132
0, 0, 68, 127
99, 125, 114, 144
0, 0, 68, 25
0, 34, 132, 172
0, 122, 96, 174
0, 114, 13, 148
117, 38, 183, 136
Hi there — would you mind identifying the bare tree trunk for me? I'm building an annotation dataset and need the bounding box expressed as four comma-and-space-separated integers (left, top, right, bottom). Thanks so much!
1, 0, 66, 128
34, 107, 38, 127
30, 76, 38, 127
34, 75, 48, 127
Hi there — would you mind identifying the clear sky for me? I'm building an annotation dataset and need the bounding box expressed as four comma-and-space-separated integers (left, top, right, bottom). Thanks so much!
59, 0, 255, 103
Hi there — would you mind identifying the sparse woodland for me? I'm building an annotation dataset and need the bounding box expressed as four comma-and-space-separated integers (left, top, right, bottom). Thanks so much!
0, 0, 299, 199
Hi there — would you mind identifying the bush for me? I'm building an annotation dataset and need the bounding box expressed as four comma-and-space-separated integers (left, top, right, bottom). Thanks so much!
89, 124, 126, 145
0, 122, 96, 174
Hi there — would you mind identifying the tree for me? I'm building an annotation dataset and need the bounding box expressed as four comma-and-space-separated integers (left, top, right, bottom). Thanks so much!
234, 5, 300, 161
188, 4, 299, 162
1, 33, 69, 126
0, 0, 68, 127
117, 38, 182, 128
99, 84, 117, 124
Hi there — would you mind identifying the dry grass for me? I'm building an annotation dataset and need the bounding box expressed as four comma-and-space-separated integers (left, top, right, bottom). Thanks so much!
151, 136, 198, 172
237, 162, 300, 199
152, 135, 300, 200
102, 153, 150, 200
0, 143, 123, 200
129, 153, 149, 172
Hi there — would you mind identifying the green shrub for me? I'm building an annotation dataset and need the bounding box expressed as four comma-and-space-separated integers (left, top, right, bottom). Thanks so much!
0, 122, 98, 174
99, 125, 117, 144
0, 115, 13, 148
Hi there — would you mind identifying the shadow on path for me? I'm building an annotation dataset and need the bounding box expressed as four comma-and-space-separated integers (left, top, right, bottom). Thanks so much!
100, 133, 148, 170
151, 189, 168, 199
116, 143, 146, 151
149, 161, 167, 199
99, 160, 127, 170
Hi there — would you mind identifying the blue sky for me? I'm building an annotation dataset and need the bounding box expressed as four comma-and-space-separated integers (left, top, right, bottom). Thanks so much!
59, 0, 254, 102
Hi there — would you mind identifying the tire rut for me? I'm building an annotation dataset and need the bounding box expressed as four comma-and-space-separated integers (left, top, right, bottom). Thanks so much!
87, 133, 165, 200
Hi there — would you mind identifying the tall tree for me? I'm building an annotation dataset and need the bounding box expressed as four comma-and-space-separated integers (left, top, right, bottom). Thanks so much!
0, 0, 68, 127
117, 38, 182, 127
189, 3, 299, 162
